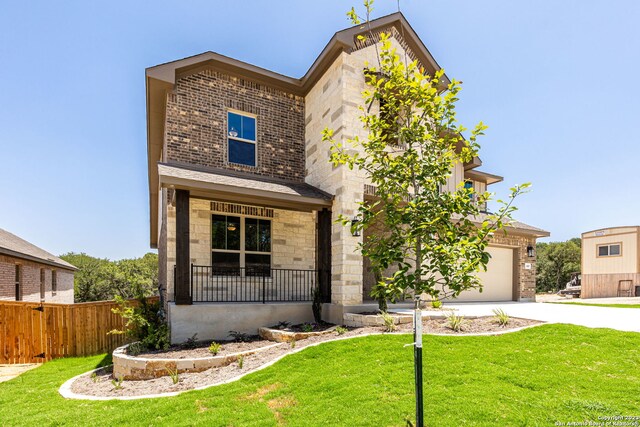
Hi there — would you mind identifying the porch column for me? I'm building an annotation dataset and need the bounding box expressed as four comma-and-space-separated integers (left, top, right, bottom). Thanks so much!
317, 208, 332, 303
175, 189, 192, 305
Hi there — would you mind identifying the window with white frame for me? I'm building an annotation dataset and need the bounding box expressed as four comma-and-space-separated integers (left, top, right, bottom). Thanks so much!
227, 111, 257, 167
597, 243, 621, 257
211, 214, 271, 276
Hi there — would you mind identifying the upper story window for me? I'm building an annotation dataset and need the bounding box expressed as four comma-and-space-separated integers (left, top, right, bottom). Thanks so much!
464, 180, 474, 201
227, 111, 257, 167
14, 264, 21, 301
52, 270, 57, 296
597, 243, 621, 257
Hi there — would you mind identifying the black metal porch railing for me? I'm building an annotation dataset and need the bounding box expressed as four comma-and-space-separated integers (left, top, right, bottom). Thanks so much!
186, 265, 323, 303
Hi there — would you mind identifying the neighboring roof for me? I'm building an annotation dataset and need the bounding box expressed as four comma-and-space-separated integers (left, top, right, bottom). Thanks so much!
0, 228, 77, 271
464, 169, 504, 185
581, 226, 640, 237
158, 163, 333, 212
460, 213, 550, 238
146, 12, 450, 247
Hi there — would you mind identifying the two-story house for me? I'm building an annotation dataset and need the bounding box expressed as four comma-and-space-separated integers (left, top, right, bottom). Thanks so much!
145, 13, 549, 342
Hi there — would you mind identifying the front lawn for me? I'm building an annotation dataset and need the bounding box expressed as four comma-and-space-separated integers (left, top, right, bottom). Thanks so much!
1, 324, 639, 426
550, 302, 640, 309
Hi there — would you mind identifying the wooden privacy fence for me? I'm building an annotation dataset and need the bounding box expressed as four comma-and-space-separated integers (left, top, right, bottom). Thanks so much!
0, 298, 158, 364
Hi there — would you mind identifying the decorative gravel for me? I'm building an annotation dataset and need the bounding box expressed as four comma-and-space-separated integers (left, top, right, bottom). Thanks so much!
136, 339, 274, 360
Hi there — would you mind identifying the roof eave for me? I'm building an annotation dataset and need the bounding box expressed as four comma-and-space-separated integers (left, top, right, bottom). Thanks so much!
0, 247, 78, 271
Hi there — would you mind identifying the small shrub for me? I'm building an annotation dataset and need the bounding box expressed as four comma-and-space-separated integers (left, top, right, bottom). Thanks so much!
301, 323, 314, 333
381, 311, 397, 332
276, 321, 290, 330
335, 326, 348, 335
447, 313, 464, 332
431, 299, 443, 309
290, 339, 296, 349
208, 341, 222, 355
127, 342, 144, 356
90, 372, 98, 383
111, 377, 123, 390
182, 334, 199, 349
166, 366, 179, 385
237, 355, 244, 369
228, 331, 251, 342
493, 308, 510, 327
109, 295, 170, 351
370, 279, 405, 313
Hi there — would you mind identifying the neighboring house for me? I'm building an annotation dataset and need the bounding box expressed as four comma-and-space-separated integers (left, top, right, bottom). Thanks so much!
0, 228, 76, 303
581, 226, 640, 298
145, 13, 549, 342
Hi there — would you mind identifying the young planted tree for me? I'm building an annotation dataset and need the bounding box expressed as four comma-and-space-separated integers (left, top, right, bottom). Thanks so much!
325, 3, 529, 425
325, 2, 528, 304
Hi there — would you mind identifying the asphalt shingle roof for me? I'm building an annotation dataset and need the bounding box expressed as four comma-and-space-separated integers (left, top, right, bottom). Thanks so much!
0, 228, 76, 270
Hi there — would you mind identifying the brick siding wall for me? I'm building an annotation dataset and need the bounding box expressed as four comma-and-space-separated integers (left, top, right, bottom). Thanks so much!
0, 254, 74, 303
164, 70, 306, 182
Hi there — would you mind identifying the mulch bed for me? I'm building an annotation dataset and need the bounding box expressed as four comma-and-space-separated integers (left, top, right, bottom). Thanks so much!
136, 337, 273, 360
268, 322, 335, 333
68, 316, 542, 398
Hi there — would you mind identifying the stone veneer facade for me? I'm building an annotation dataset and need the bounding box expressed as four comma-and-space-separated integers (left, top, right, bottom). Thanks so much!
163, 199, 316, 300
0, 254, 74, 303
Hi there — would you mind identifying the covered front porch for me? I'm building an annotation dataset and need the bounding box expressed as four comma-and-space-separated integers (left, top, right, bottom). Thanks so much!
158, 163, 335, 341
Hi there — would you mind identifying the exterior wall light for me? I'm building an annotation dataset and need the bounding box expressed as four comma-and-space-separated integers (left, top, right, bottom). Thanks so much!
527, 245, 535, 257
351, 218, 361, 237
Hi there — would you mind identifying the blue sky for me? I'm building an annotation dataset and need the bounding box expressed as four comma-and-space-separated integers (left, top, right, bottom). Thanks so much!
0, 1, 639, 259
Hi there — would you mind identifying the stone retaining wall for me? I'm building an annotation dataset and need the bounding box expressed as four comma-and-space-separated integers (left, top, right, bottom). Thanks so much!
112, 342, 280, 380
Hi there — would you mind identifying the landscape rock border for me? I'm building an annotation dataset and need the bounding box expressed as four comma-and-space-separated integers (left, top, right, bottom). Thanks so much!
112, 342, 281, 380
343, 312, 413, 328
59, 322, 546, 401
258, 326, 336, 342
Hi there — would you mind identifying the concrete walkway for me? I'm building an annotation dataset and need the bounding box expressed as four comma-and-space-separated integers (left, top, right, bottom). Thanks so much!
0, 364, 40, 383
395, 301, 640, 333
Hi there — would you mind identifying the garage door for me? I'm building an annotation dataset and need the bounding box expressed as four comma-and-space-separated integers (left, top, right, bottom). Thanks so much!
453, 246, 514, 302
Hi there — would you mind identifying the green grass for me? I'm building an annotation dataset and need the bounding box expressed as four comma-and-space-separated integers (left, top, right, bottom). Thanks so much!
550, 302, 640, 309
1, 324, 640, 426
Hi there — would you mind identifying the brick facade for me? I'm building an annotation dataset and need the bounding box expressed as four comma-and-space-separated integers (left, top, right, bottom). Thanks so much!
0, 254, 74, 303
164, 70, 306, 182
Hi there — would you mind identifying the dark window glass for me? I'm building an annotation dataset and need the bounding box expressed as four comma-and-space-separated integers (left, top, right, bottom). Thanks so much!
212, 215, 240, 250
52, 270, 57, 295
598, 246, 609, 256
242, 115, 256, 141
212, 215, 226, 249
228, 112, 256, 141
226, 216, 240, 250
228, 139, 256, 166
245, 218, 258, 252
259, 221, 271, 252
228, 112, 242, 138
212, 252, 240, 275
246, 254, 271, 277
40, 269, 45, 300
14, 265, 20, 301
245, 218, 271, 252
610, 245, 621, 256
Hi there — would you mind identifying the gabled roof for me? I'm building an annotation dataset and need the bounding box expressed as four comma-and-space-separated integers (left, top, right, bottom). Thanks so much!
0, 228, 77, 271
146, 12, 451, 247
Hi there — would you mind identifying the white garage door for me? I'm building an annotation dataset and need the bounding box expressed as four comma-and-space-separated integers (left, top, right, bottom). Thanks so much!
453, 246, 514, 302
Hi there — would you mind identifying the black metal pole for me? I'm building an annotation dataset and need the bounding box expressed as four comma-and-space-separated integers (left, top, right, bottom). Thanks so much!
414, 298, 424, 427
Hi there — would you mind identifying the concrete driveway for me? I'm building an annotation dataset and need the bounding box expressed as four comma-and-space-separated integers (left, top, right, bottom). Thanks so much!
397, 301, 640, 333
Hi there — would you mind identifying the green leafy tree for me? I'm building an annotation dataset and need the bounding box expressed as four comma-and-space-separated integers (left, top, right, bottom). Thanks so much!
325, 1, 528, 303
536, 238, 581, 292
60, 252, 159, 302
